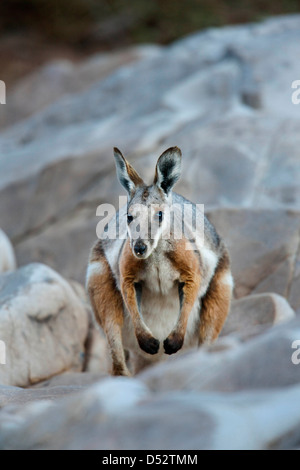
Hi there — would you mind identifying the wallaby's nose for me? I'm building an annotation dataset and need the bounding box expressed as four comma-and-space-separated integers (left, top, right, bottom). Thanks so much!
134, 241, 147, 256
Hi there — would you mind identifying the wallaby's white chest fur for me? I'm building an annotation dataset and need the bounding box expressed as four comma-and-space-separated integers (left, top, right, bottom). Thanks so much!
140, 247, 179, 295
122, 244, 200, 357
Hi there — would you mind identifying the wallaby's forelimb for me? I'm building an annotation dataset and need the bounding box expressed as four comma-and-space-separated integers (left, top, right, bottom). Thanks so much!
164, 239, 201, 354
120, 240, 160, 355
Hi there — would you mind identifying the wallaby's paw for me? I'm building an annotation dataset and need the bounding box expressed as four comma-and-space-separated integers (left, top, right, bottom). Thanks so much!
137, 334, 160, 355
163, 333, 184, 355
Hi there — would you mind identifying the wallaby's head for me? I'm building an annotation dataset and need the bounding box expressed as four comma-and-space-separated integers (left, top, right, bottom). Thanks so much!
114, 147, 182, 259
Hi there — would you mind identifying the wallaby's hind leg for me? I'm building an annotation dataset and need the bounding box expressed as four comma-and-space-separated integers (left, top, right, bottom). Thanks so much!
87, 242, 130, 377
199, 250, 233, 345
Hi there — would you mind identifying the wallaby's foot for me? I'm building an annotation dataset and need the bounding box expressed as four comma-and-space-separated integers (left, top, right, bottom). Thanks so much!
163, 332, 184, 355
137, 333, 160, 355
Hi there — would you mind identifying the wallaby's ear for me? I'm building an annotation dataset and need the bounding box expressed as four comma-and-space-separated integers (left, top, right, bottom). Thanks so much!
113, 148, 144, 197
154, 147, 182, 195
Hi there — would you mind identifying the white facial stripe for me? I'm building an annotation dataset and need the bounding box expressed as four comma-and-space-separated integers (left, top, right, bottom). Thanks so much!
128, 204, 162, 243
128, 204, 148, 240
151, 223, 164, 249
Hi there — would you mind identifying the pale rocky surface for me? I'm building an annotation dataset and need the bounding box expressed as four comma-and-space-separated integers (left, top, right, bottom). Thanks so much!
0, 45, 162, 130
0, 263, 90, 386
0, 229, 16, 273
0, 15, 300, 450
221, 292, 295, 338
139, 319, 300, 393
208, 209, 300, 313
1, 372, 300, 450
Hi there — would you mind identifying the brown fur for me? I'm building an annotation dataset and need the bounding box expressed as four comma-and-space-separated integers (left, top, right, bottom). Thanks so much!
165, 238, 201, 353
89, 240, 105, 262
87, 242, 130, 376
199, 249, 232, 344
125, 161, 144, 188
142, 187, 150, 201
119, 240, 160, 355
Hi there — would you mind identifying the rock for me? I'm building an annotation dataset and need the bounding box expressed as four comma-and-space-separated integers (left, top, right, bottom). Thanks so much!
0, 384, 83, 408
252, 119, 300, 210
231, 16, 300, 120
207, 209, 300, 313
0, 229, 16, 273
0, 372, 107, 408
289, 246, 300, 315
0, 377, 150, 450
0, 376, 300, 449
0, 46, 162, 129
221, 292, 295, 338
159, 112, 282, 208
139, 318, 300, 393
31, 372, 107, 389
66, 278, 110, 374
84, 322, 111, 374
0, 263, 90, 386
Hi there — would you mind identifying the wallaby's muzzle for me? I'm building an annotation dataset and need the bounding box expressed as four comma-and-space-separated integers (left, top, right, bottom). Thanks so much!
134, 240, 147, 257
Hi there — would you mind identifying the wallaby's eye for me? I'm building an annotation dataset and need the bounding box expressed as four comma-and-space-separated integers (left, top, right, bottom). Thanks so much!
127, 214, 134, 225
157, 211, 163, 223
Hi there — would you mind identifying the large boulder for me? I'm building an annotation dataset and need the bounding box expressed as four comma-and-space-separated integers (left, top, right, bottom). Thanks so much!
0, 263, 90, 386
0, 46, 162, 130
1, 365, 300, 449
208, 209, 300, 313
139, 318, 300, 393
0, 372, 106, 408
221, 292, 295, 338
